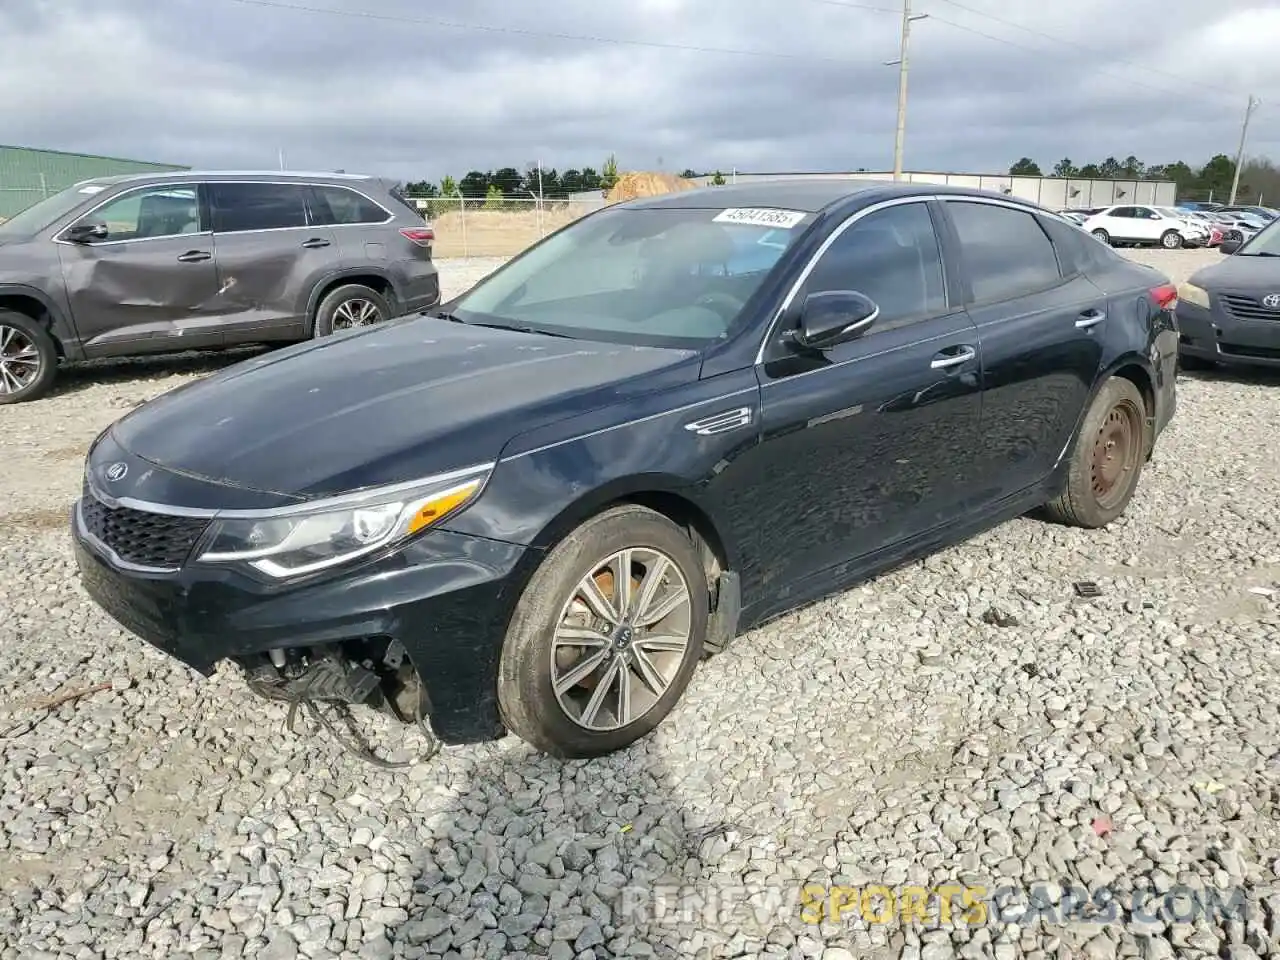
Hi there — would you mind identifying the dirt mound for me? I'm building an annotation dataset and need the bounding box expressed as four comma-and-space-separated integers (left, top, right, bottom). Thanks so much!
605, 172, 697, 203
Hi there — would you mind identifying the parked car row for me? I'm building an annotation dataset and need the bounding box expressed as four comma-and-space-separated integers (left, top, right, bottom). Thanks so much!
1175, 217, 1280, 371
0, 171, 440, 403
68, 178, 1184, 758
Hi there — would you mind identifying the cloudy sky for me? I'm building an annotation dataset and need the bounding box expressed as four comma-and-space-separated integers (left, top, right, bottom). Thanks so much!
3, 0, 1278, 182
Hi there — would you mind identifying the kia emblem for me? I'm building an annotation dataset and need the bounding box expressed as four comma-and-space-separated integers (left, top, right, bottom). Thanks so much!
104, 462, 128, 482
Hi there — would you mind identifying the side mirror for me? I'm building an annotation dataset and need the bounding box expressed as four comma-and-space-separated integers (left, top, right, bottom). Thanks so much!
63, 221, 108, 244
790, 290, 879, 350
1219, 238, 1242, 255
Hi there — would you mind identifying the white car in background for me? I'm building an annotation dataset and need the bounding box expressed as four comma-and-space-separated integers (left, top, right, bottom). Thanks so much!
1082, 204, 1210, 249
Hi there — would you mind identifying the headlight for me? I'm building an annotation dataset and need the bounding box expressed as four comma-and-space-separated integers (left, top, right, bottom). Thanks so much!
1176, 281, 1210, 309
197, 463, 491, 578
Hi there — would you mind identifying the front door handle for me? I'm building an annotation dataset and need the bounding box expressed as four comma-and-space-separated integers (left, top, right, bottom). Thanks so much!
302, 237, 332, 249
1076, 309, 1106, 329
176, 250, 212, 262
930, 346, 977, 369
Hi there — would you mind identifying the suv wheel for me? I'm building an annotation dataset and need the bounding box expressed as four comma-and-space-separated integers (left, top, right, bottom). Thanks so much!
1160, 230, 1183, 249
313, 284, 392, 338
0, 310, 58, 404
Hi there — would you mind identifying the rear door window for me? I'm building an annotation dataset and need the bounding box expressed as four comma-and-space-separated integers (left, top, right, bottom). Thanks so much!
208, 182, 309, 233
945, 201, 1063, 304
308, 185, 392, 226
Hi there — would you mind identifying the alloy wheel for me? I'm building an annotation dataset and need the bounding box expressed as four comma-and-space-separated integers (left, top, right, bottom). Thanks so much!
551, 547, 692, 732
0, 324, 41, 396
1090, 398, 1142, 511
332, 298, 382, 331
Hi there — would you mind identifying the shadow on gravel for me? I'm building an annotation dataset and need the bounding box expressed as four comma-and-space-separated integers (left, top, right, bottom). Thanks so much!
382, 735, 699, 960
47, 345, 273, 399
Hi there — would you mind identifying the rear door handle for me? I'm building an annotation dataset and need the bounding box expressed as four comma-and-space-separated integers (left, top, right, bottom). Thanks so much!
176, 250, 211, 262
302, 237, 331, 249
1076, 309, 1106, 329
930, 346, 977, 369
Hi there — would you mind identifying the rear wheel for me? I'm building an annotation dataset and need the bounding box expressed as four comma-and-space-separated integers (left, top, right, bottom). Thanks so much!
312, 284, 392, 338
1091, 229, 1111, 245
1042, 377, 1149, 529
0, 310, 58, 404
497, 505, 708, 758
1161, 230, 1183, 249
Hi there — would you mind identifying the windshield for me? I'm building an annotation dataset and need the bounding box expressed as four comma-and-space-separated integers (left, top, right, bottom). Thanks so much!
0, 181, 110, 239
449, 205, 812, 348
1237, 217, 1280, 256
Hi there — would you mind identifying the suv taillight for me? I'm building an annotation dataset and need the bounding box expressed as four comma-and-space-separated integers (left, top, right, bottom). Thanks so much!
1151, 283, 1178, 310
399, 227, 434, 248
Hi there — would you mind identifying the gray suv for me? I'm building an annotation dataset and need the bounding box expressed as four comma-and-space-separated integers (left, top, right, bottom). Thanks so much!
0, 171, 439, 403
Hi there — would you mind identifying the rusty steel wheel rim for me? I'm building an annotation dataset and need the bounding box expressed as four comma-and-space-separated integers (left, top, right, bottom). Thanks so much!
1091, 398, 1142, 510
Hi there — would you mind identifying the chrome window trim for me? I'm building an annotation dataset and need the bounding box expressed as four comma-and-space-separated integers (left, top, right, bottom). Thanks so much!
83, 461, 495, 519
52, 181, 206, 247
305, 182, 397, 228
54, 178, 396, 247
753, 194, 942, 366
205, 179, 395, 234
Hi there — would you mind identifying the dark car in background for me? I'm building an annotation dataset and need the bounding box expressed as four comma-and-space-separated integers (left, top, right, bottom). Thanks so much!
0, 171, 438, 403
1176, 217, 1280, 369
71, 180, 1178, 759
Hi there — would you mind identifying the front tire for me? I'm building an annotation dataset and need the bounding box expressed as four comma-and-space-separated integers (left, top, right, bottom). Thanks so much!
312, 284, 392, 338
497, 505, 708, 758
1161, 230, 1183, 249
1042, 377, 1149, 529
0, 310, 58, 404
1092, 229, 1111, 245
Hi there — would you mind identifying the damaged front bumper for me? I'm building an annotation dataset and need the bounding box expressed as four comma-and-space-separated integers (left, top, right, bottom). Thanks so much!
71, 498, 535, 745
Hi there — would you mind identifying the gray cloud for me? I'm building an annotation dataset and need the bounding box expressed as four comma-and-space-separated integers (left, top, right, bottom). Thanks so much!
2, 0, 1277, 183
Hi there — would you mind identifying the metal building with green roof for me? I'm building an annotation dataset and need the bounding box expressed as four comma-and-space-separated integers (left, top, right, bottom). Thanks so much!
0, 144, 189, 219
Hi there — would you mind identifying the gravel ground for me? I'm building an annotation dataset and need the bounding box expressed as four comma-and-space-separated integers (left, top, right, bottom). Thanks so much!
4, 247, 1280, 960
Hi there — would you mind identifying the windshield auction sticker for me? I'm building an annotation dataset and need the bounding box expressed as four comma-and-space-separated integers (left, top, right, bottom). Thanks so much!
713, 208, 807, 229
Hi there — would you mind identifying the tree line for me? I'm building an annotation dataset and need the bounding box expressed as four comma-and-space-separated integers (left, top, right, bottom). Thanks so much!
1008, 154, 1280, 203
398, 150, 1280, 211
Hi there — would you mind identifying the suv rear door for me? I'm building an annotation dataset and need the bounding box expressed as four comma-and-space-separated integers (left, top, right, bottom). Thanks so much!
206, 180, 340, 340
938, 198, 1108, 503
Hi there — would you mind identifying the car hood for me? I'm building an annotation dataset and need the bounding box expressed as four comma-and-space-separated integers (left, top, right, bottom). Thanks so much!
111, 316, 699, 498
1190, 254, 1280, 293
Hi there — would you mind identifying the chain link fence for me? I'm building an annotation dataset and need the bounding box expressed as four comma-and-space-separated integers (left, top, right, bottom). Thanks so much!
0, 177, 54, 223
401, 195, 607, 258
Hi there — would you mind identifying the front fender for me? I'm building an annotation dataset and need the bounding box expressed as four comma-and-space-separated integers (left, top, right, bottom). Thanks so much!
439, 368, 763, 572
0, 281, 84, 359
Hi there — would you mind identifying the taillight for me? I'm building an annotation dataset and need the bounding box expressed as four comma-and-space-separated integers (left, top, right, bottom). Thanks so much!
399, 227, 434, 248
1151, 283, 1178, 310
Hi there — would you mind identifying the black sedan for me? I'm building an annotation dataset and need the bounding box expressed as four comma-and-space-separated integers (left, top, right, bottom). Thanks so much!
1176, 219, 1280, 369
71, 180, 1179, 759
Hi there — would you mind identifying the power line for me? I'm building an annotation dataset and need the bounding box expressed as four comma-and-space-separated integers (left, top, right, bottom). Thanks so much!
811, 0, 1243, 107
929, 0, 1239, 99
209, 0, 869, 64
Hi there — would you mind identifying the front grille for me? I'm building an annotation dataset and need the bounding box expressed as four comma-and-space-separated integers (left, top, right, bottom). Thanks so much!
1220, 294, 1280, 322
80, 486, 211, 569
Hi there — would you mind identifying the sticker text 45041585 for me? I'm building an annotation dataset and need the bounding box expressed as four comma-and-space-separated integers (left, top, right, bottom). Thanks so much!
712, 208, 808, 229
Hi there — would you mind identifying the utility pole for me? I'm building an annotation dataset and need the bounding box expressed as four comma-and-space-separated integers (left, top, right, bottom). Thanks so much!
1229, 95, 1260, 205
885, 0, 928, 180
